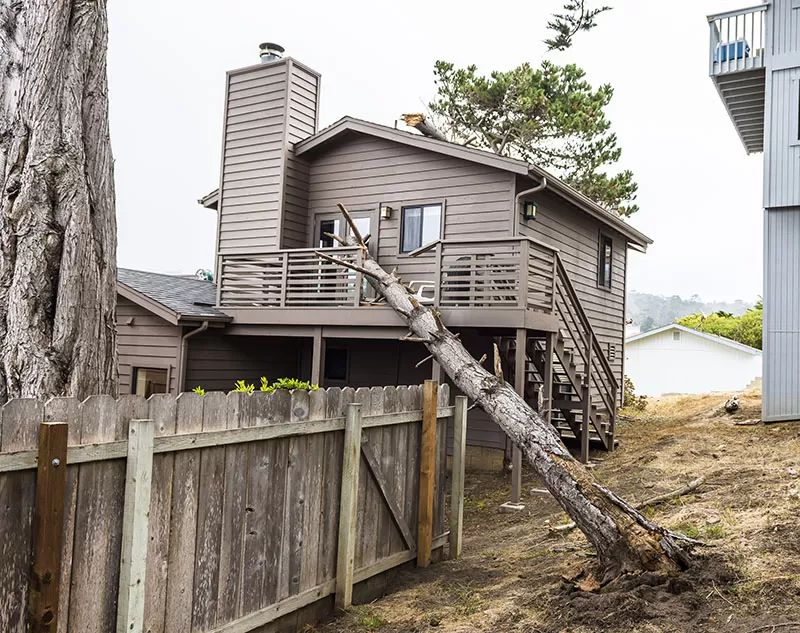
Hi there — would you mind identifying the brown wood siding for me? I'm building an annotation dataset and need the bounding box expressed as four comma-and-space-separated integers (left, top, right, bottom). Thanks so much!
116, 297, 181, 394
517, 188, 627, 392
306, 134, 516, 281
184, 333, 305, 392
280, 63, 319, 249
218, 62, 290, 253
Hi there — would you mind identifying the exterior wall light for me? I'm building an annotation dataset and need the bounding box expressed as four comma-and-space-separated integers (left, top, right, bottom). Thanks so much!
380, 205, 393, 219
523, 201, 537, 220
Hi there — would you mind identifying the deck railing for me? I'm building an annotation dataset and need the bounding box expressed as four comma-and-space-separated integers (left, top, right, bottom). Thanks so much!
218, 246, 364, 307
708, 4, 767, 76
218, 237, 559, 312
434, 237, 557, 312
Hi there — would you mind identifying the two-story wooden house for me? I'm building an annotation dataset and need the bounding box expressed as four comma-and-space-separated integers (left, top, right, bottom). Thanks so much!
184, 43, 653, 469
120, 46, 651, 470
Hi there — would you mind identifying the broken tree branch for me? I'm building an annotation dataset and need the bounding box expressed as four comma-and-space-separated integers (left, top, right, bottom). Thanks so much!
551, 477, 707, 533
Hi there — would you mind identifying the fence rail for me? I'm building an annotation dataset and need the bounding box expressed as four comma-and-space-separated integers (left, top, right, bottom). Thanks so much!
0, 383, 462, 633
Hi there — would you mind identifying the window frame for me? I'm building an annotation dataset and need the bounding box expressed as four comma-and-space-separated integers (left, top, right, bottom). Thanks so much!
597, 232, 614, 291
132, 366, 170, 397
398, 200, 445, 255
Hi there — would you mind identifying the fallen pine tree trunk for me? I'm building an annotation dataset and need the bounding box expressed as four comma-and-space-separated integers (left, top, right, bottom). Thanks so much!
317, 204, 699, 582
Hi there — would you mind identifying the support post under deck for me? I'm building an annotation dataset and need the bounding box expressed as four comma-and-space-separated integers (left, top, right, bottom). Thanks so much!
502, 328, 526, 512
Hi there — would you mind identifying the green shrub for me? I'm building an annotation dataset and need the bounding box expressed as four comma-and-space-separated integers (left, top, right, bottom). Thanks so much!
191, 386, 206, 397
622, 376, 647, 411
232, 380, 255, 394
230, 377, 319, 395
260, 377, 319, 393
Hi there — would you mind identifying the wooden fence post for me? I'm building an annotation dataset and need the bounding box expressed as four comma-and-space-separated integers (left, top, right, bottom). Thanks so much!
335, 402, 362, 610
580, 383, 591, 464
449, 396, 467, 560
117, 418, 154, 633
417, 379, 438, 568
29, 422, 68, 633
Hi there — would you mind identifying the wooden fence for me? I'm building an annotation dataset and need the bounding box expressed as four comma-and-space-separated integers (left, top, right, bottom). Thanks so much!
0, 382, 466, 633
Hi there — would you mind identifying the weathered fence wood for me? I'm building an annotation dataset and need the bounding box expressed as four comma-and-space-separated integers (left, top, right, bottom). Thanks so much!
44, 397, 80, 633
335, 402, 362, 609
117, 418, 154, 633
0, 386, 451, 633
193, 391, 228, 630
217, 392, 247, 623
164, 393, 203, 633
143, 394, 177, 633
450, 396, 468, 560
361, 437, 416, 550
0, 399, 41, 633
29, 422, 68, 633
417, 380, 439, 567
69, 395, 124, 633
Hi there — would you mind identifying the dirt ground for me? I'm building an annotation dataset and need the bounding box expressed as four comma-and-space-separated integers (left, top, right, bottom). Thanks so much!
314, 390, 800, 632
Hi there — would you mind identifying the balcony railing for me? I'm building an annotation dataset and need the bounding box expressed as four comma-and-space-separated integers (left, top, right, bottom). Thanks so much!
708, 4, 767, 76
217, 237, 558, 312
218, 246, 364, 307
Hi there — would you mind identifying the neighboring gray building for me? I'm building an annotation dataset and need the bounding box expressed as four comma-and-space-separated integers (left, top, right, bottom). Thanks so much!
708, 1, 796, 421
121, 45, 653, 471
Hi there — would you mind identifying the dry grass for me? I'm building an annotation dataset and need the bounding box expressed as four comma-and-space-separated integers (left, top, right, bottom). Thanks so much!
315, 390, 800, 633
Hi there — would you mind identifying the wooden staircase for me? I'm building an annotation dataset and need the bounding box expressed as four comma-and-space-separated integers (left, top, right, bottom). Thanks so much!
499, 253, 619, 462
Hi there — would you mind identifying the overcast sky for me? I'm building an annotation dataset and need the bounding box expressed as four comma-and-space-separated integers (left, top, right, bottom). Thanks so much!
107, 0, 763, 303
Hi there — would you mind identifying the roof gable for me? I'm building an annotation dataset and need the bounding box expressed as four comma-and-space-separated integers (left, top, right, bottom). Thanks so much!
294, 116, 652, 248
626, 323, 761, 355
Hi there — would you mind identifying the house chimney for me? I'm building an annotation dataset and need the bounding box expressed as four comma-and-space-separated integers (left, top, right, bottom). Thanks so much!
215, 50, 320, 255
259, 42, 285, 63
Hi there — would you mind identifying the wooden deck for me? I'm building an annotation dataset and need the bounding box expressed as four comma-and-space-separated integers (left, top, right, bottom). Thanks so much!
216, 237, 560, 331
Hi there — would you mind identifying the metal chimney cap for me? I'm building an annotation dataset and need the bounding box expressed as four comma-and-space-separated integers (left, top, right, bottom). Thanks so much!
259, 42, 285, 62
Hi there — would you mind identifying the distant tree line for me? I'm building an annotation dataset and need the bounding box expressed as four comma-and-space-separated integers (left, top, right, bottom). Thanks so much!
676, 301, 763, 350
627, 292, 752, 333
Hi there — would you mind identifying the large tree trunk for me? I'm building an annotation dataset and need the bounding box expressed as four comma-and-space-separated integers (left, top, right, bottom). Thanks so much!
319, 205, 697, 581
0, 0, 117, 401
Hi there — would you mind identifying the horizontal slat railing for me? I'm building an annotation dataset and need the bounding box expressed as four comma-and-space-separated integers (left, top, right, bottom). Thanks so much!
436, 237, 557, 311
219, 246, 363, 308
708, 4, 767, 76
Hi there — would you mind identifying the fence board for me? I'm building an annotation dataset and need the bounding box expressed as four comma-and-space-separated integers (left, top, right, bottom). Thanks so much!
44, 397, 80, 633
217, 392, 248, 625
285, 390, 309, 600
317, 388, 343, 585
164, 393, 204, 633
269, 390, 291, 605
69, 395, 125, 633
240, 392, 271, 614
0, 399, 41, 633
143, 394, 178, 633
301, 389, 325, 592
353, 387, 372, 570
193, 391, 228, 631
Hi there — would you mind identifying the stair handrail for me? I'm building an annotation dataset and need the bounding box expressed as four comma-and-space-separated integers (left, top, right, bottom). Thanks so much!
554, 254, 619, 392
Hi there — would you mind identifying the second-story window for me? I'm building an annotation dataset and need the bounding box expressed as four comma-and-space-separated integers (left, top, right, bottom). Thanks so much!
598, 234, 613, 289
401, 203, 442, 253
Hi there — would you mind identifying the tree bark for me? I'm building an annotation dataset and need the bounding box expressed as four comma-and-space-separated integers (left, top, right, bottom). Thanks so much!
318, 204, 697, 581
0, 0, 117, 401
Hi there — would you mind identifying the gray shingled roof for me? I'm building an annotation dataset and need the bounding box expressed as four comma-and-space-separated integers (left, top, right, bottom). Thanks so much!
117, 268, 229, 321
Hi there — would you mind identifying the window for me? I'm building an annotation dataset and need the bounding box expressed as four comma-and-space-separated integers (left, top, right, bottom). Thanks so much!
598, 234, 613, 289
133, 367, 168, 397
401, 204, 442, 253
673, 330, 681, 342
318, 218, 342, 248
324, 348, 348, 382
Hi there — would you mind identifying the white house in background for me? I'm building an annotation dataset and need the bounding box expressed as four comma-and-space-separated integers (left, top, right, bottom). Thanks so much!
625, 324, 762, 396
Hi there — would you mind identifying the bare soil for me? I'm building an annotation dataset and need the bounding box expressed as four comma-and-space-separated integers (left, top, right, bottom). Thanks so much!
312, 390, 800, 632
